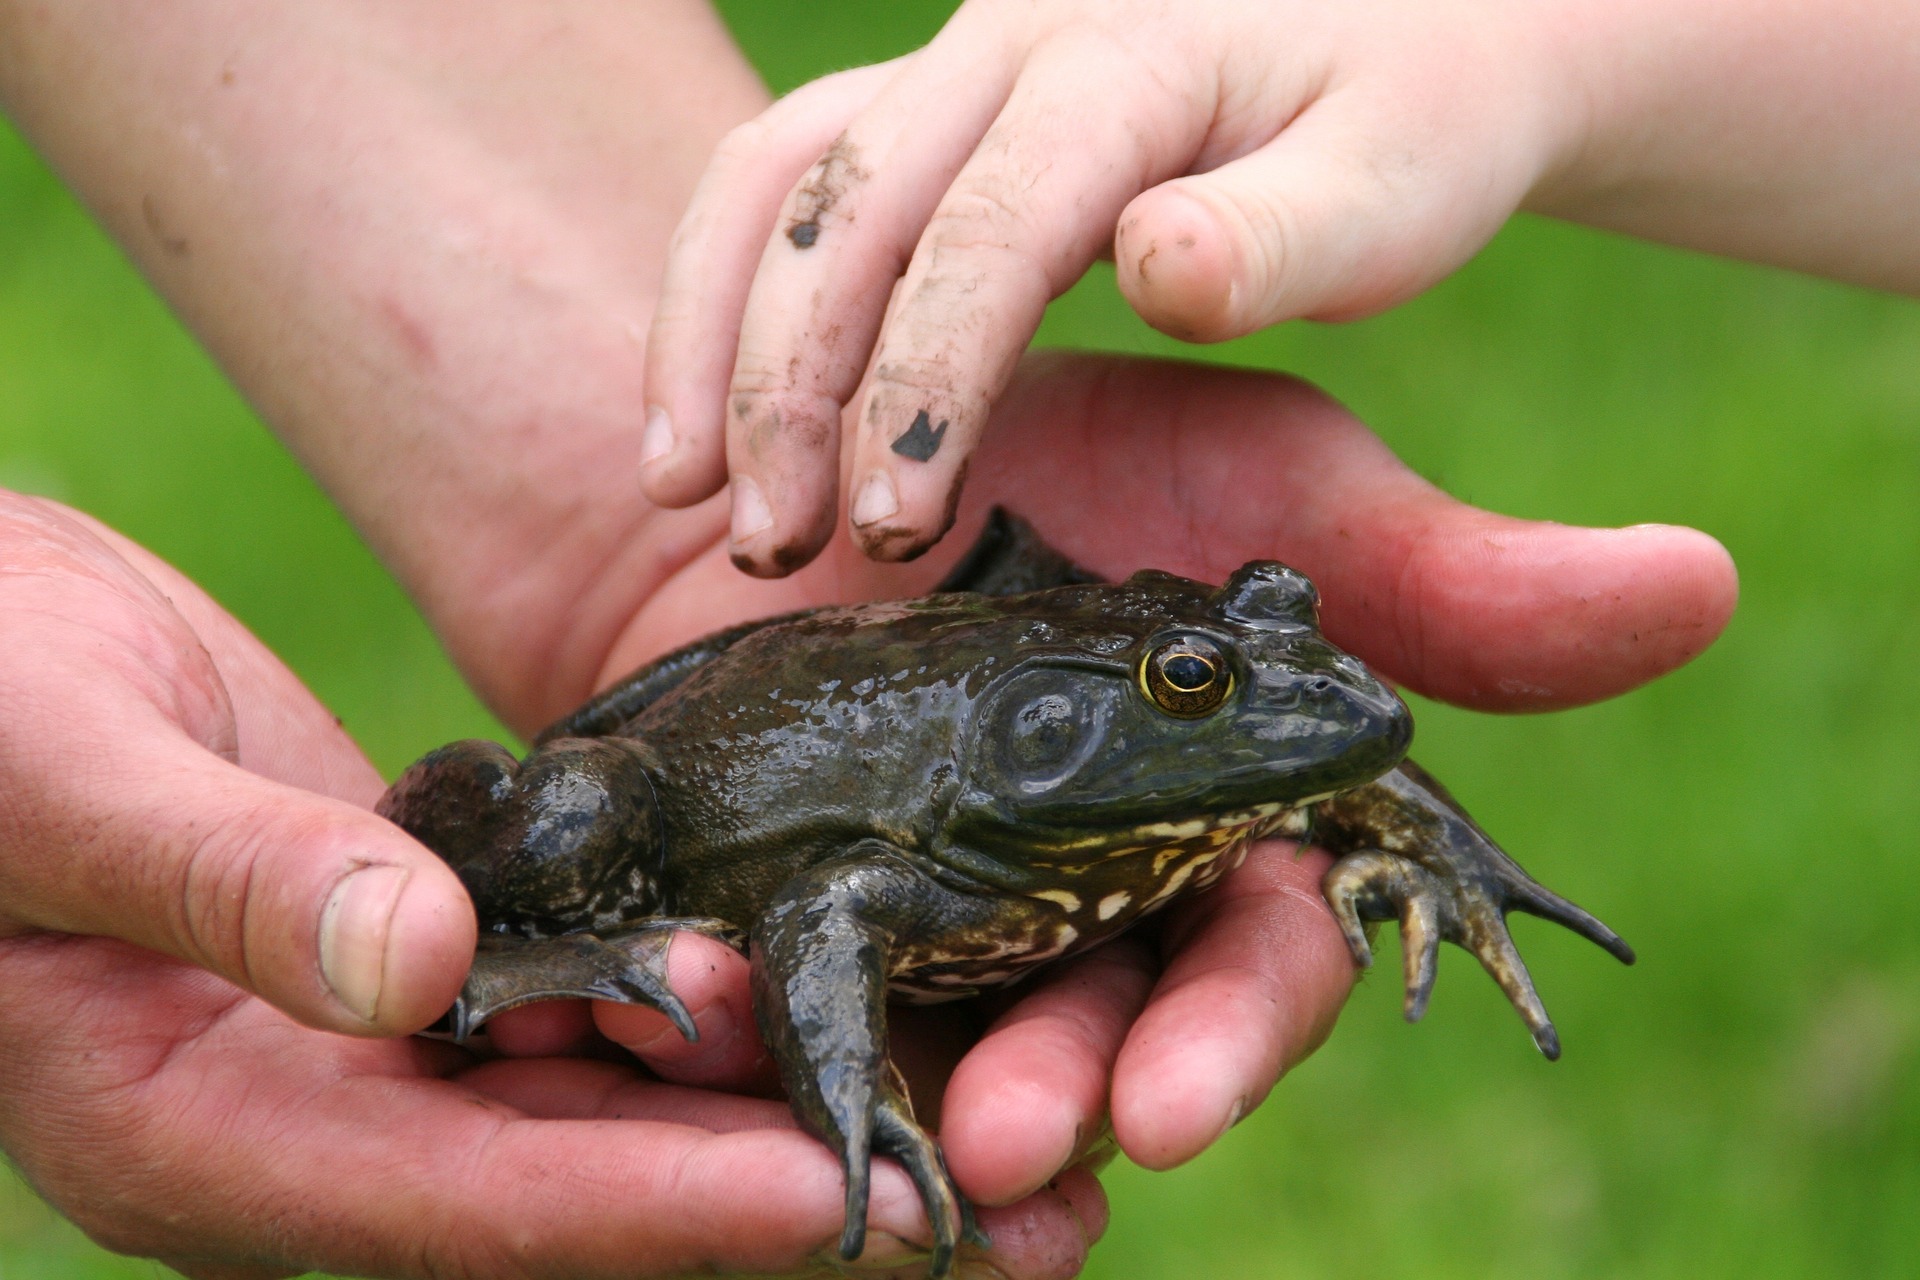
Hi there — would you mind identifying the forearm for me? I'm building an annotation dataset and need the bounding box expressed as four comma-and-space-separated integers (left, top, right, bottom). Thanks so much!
1530, 0, 1920, 291
0, 1, 768, 727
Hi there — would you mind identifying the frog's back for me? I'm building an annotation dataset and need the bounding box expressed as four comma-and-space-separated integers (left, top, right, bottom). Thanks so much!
627, 583, 1210, 917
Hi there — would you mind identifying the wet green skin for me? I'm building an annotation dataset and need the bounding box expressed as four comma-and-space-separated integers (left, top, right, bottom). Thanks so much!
380, 512, 1632, 1279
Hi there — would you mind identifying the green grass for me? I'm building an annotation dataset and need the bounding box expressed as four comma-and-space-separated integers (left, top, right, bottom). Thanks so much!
5, 1, 1919, 1275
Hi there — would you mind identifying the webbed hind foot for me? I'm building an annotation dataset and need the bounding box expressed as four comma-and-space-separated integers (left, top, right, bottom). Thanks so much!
1317, 761, 1634, 1059
449, 918, 747, 1043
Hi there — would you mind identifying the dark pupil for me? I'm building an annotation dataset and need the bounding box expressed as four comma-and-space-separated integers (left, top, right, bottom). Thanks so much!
1162, 653, 1214, 690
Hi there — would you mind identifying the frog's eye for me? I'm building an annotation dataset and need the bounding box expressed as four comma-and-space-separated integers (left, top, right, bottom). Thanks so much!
1140, 637, 1233, 718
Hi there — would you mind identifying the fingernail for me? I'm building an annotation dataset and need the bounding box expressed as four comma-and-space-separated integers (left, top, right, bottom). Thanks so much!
1212, 1095, 1248, 1144
319, 865, 411, 1024
640, 405, 675, 465
850, 471, 898, 528
730, 476, 773, 541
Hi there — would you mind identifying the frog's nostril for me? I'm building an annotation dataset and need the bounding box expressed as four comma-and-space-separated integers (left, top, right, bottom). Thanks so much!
1306, 677, 1333, 695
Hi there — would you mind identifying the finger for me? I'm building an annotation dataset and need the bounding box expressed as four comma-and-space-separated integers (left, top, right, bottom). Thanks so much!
845, 34, 1208, 563
481, 999, 601, 1056
0, 502, 474, 1035
1116, 88, 1539, 338
967, 354, 1739, 710
720, 32, 1024, 575
1109, 844, 1354, 1170
643, 60, 902, 509
164, 1264, 293, 1280
594, 931, 779, 1092
460, 1056, 1105, 1279
0, 737, 475, 1036
939, 937, 1155, 1206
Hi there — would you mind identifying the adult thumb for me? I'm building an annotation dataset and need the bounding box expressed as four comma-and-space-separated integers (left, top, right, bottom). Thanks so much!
1, 726, 475, 1036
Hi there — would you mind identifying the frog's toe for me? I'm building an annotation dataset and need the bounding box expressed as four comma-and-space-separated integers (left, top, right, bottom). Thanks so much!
840, 1094, 979, 1280
450, 927, 698, 1042
1323, 844, 1630, 1060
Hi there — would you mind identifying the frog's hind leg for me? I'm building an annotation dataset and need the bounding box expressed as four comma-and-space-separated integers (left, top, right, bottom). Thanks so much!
1316, 761, 1635, 1059
752, 844, 1004, 1280
377, 736, 744, 1042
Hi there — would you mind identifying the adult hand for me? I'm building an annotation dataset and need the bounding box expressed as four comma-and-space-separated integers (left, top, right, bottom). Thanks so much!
0, 493, 1102, 1279
570, 351, 1736, 1203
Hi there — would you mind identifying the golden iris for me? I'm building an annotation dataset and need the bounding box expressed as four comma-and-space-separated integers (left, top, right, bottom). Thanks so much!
1141, 637, 1232, 718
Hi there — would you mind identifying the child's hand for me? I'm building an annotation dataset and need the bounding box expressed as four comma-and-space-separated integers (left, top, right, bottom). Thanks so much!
642, 0, 1577, 575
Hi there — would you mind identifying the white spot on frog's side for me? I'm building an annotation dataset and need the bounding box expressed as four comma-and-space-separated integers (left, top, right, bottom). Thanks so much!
1097, 891, 1131, 921
1030, 888, 1082, 912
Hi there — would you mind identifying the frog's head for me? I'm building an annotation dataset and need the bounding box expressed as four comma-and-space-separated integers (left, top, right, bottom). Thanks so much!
948, 562, 1411, 860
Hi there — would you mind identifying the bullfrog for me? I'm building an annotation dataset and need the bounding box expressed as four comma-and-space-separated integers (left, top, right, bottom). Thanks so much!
378, 510, 1632, 1279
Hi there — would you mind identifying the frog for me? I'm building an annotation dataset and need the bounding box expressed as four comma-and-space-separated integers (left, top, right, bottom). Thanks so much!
377, 510, 1633, 1279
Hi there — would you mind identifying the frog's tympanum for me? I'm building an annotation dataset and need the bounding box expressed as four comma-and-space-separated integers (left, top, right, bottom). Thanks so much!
379, 511, 1632, 1278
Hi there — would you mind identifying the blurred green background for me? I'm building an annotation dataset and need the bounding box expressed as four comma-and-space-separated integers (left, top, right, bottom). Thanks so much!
4, 1, 1918, 1276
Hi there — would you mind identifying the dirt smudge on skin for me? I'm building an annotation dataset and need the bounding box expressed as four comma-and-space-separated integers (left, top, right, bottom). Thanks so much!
891, 409, 949, 462
1134, 242, 1158, 283
786, 133, 870, 249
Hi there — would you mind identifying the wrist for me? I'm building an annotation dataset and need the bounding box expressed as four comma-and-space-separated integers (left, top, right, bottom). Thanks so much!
1523, 0, 1920, 292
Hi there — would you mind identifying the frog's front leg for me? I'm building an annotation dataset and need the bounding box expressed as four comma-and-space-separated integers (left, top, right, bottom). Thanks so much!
751, 844, 1008, 1280
378, 737, 743, 1040
1316, 761, 1636, 1059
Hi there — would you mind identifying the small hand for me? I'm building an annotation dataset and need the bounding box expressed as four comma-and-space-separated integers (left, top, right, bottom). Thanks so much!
642, 0, 1579, 573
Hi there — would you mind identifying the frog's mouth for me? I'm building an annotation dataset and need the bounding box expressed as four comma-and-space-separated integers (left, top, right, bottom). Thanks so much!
1032, 795, 1326, 864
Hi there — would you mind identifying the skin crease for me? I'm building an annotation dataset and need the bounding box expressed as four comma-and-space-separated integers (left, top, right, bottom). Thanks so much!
639, 0, 1920, 576
0, 2, 1740, 1277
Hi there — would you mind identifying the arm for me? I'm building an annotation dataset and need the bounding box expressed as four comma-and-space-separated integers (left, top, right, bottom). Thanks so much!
0, 0, 768, 728
1529, 0, 1920, 293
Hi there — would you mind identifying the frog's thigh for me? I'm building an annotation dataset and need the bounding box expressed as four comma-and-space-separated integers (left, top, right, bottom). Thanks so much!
750, 844, 1002, 1280
1316, 760, 1635, 1059
381, 736, 668, 931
